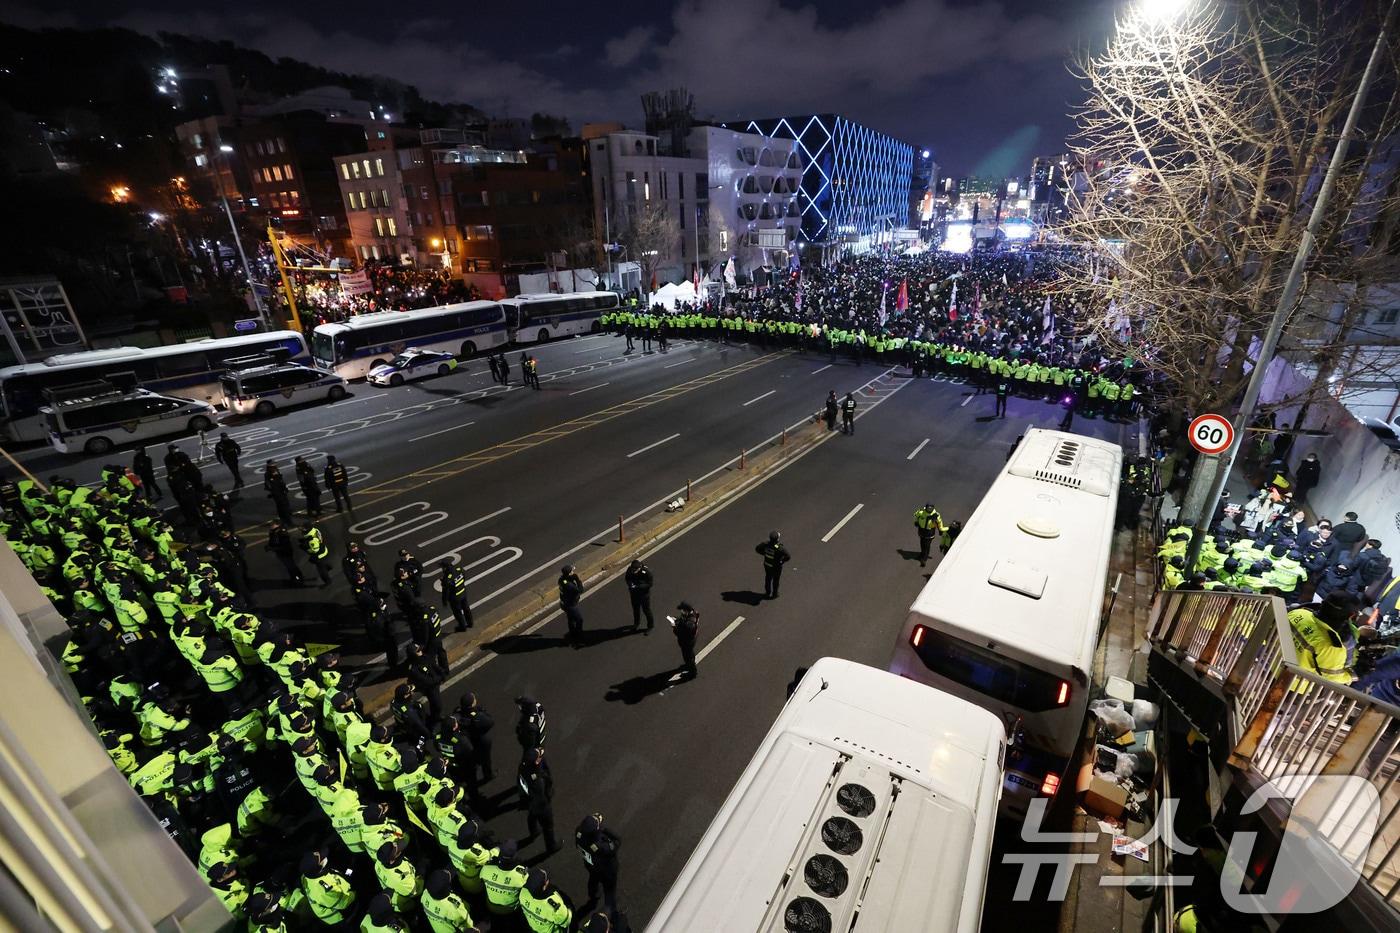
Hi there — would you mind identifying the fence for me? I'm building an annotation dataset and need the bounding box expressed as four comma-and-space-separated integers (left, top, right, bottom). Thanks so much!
1148, 589, 1400, 910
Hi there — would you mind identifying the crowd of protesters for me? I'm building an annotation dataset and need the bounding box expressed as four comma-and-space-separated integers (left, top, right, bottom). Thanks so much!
295, 266, 477, 328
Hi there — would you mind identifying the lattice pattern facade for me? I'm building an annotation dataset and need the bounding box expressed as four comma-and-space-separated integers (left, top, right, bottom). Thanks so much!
737, 115, 914, 245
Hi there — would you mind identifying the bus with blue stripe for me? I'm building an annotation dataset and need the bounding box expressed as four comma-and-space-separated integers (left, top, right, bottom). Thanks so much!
501, 291, 619, 345
311, 301, 509, 381
0, 330, 308, 443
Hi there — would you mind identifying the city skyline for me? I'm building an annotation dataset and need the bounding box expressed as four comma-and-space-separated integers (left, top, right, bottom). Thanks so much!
2, 0, 1119, 175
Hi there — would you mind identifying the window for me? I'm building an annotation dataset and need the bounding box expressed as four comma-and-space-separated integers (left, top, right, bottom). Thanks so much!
290, 190, 300, 202
679, 204, 685, 229
283, 164, 294, 180
424, 213, 433, 226
347, 193, 357, 211
696, 173, 708, 197
381, 189, 390, 207
271, 166, 283, 182
276, 137, 286, 153
442, 208, 454, 225
369, 190, 379, 208
386, 218, 397, 236
362, 159, 372, 178
375, 218, 385, 236
341, 163, 351, 181
377, 131, 387, 140
634, 140, 643, 154
908, 628, 1071, 712
679, 173, 685, 200
420, 185, 430, 200
595, 142, 605, 151
357, 191, 368, 209
1380, 308, 1400, 325
439, 179, 452, 196
351, 161, 361, 179
375, 158, 385, 176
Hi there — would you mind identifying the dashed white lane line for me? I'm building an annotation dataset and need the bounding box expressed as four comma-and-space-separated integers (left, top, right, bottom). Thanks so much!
742, 389, 777, 407
336, 393, 390, 406
664, 358, 695, 369
821, 503, 864, 543
695, 615, 746, 664
960, 394, 974, 407
811, 364, 833, 375
408, 421, 476, 443
626, 433, 681, 459
569, 382, 610, 396
907, 438, 930, 461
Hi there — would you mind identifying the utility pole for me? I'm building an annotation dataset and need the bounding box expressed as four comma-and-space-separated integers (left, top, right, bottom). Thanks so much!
1182, 0, 1399, 573
213, 144, 268, 328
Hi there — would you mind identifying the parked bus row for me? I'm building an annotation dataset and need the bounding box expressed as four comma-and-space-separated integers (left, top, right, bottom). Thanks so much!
0, 291, 620, 444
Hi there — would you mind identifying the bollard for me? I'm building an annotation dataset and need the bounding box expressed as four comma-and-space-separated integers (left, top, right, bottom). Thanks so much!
686, 479, 692, 501
618, 515, 624, 543
739, 448, 746, 470
781, 427, 788, 447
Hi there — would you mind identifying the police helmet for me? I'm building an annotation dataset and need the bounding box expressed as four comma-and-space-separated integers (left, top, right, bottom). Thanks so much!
1224, 558, 1240, 572
769, 531, 781, 543
525, 868, 551, 898
377, 841, 402, 865
425, 869, 453, 899
457, 820, 481, 848
498, 839, 518, 859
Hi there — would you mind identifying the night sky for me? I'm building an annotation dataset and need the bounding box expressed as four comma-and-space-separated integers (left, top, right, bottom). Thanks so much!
3, 0, 1119, 176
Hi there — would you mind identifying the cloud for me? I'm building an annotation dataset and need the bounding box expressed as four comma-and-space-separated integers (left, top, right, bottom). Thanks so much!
604, 25, 656, 68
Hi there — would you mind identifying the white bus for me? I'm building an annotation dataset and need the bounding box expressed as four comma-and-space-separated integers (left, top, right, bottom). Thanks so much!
501, 291, 618, 344
0, 331, 308, 443
646, 657, 1005, 933
889, 428, 1121, 816
311, 301, 509, 380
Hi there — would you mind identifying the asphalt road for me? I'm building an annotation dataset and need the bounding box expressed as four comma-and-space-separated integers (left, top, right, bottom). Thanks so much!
25, 334, 1135, 928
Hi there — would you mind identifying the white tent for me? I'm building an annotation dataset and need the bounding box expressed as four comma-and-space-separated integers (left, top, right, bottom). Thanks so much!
648, 280, 697, 310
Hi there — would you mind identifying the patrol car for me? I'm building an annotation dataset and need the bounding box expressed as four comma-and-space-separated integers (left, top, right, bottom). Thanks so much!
366, 348, 459, 387
219, 359, 348, 417
42, 385, 217, 455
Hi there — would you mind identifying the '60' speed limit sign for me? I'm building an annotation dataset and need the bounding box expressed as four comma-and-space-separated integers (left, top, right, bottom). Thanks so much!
1188, 413, 1235, 455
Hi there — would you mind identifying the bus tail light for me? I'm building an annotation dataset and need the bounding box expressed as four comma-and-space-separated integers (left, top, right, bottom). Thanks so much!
910, 625, 927, 648
1055, 680, 1071, 707
1040, 773, 1061, 796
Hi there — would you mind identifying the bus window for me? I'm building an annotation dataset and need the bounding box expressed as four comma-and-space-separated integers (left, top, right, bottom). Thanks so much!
907, 627, 1072, 713
504, 307, 519, 330
155, 352, 212, 378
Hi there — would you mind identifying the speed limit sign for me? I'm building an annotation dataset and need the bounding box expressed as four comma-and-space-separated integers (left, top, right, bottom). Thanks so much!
1188, 413, 1235, 455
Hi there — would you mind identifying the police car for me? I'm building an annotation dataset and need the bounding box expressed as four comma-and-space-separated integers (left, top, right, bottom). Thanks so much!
219, 359, 348, 417
366, 348, 459, 386
42, 385, 217, 456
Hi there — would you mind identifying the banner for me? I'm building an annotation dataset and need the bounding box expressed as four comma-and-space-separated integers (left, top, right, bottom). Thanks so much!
339, 270, 372, 296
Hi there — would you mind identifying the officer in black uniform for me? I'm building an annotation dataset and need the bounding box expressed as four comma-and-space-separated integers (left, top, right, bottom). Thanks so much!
459, 692, 495, 786
824, 391, 838, 431
343, 540, 376, 591
994, 376, 1010, 418
214, 432, 244, 489
440, 560, 473, 631
395, 550, 423, 595
405, 642, 445, 725
756, 531, 790, 599
393, 567, 423, 621
558, 565, 584, 642
133, 447, 162, 500
354, 575, 398, 665
841, 391, 857, 434
414, 606, 448, 675
519, 746, 558, 853
391, 682, 433, 744
671, 601, 699, 678
294, 456, 322, 518
575, 812, 622, 920
624, 560, 654, 631
264, 462, 294, 525
323, 455, 352, 512
514, 696, 547, 753
265, 521, 303, 583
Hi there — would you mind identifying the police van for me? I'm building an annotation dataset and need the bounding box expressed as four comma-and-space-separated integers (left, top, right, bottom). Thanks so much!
218, 354, 348, 417
42, 383, 217, 455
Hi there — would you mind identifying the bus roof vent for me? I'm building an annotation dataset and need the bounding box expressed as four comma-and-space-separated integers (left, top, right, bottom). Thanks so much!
1008, 432, 1117, 497
988, 558, 1047, 599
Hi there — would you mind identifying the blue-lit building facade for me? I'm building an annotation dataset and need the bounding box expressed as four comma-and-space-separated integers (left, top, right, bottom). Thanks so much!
732, 114, 915, 258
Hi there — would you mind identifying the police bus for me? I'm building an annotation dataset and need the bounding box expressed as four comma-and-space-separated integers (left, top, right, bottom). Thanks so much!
889, 428, 1121, 816
646, 657, 1005, 933
500, 291, 618, 345
311, 301, 509, 380
0, 331, 308, 443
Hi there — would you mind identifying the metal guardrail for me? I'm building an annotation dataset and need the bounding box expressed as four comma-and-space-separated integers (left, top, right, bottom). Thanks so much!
1148, 589, 1400, 910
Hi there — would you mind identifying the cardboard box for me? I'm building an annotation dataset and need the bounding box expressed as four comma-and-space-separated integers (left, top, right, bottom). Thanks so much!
1083, 771, 1128, 821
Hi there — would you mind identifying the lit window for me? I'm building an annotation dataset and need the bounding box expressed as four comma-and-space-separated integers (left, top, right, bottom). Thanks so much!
382, 189, 390, 207
362, 159, 372, 178
375, 218, 384, 236
341, 163, 350, 180
271, 165, 283, 182
369, 190, 379, 208
284, 164, 294, 179
277, 137, 286, 153
194, 154, 207, 167
386, 218, 397, 236
377, 131, 387, 140
375, 158, 384, 176
351, 161, 361, 179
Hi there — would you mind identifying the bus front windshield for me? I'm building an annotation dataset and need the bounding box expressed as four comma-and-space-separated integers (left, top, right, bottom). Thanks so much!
312, 331, 337, 363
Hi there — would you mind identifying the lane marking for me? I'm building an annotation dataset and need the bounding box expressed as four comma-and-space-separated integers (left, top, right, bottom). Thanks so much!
413, 505, 512, 549
569, 382, 610, 396
408, 421, 476, 443
811, 364, 833, 375
695, 615, 746, 664
664, 358, 695, 369
821, 503, 864, 543
960, 394, 974, 407
626, 433, 680, 459
742, 389, 777, 407
337, 393, 390, 406
907, 438, 930, 461
441, 367, 911, 687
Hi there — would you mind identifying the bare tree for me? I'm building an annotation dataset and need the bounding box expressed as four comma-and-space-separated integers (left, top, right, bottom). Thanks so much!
621, 201, 681, 292
1060, 0, 1400, 424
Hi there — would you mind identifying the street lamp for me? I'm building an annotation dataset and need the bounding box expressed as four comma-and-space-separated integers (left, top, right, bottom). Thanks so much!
211, 139, 268, 327
1138, 0, 1190, 22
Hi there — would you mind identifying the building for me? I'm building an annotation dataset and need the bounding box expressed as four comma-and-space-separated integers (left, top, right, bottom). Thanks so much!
732, 115, 915, 261
587, 124, 801, 285
333, 129, 591, 297
1028, 154, 1077, 226
909, 148, 939, 235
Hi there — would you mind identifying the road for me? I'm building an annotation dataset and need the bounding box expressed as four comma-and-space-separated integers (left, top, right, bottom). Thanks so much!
23, 333, 1134, 927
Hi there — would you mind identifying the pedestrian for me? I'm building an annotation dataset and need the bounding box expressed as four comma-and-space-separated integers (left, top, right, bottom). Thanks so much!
396, 549, 424, 595
405, 643, 445, 725
518, 747, 558, 854
213, 432, 244, 489
459, 692, 495, 786
343, 540, 375, 590
824, 390, 838, 432
440, 560, 473, 632
671, 601, 699, 678
1333, 512, 1368, 562
527, 356, 541, 390
914, 503, 945, 567
133, 447, 162, 501
624, 559, 654, 631
323, 455, 352, 513
559, 564, 584, 642
299, 522, 333, 586
756, 531, 790, 598
294, 456, 322, 518
994, 376, 1009, 418
1295, 452, 1321, 504
265, 520, 303, 584
498, 352, 511, 386
624, 323, 635, 352
488, 354, 502, 383
641, 324, 652, 353
841, 391, 857, 434
575, 813, 622, 920
940, 519, 962, 554
264, 461, 294, 525
391, 682, 434, 744
480, 840, 528, 923
514, 696, 547, 753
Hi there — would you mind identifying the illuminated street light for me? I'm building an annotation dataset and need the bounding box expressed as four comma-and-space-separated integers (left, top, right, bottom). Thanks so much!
430, 238, 442, 249
219, 144, 234, 153
1138, 0, 1190, 22
148, 212, 164, 223
110, 185, 130, 203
